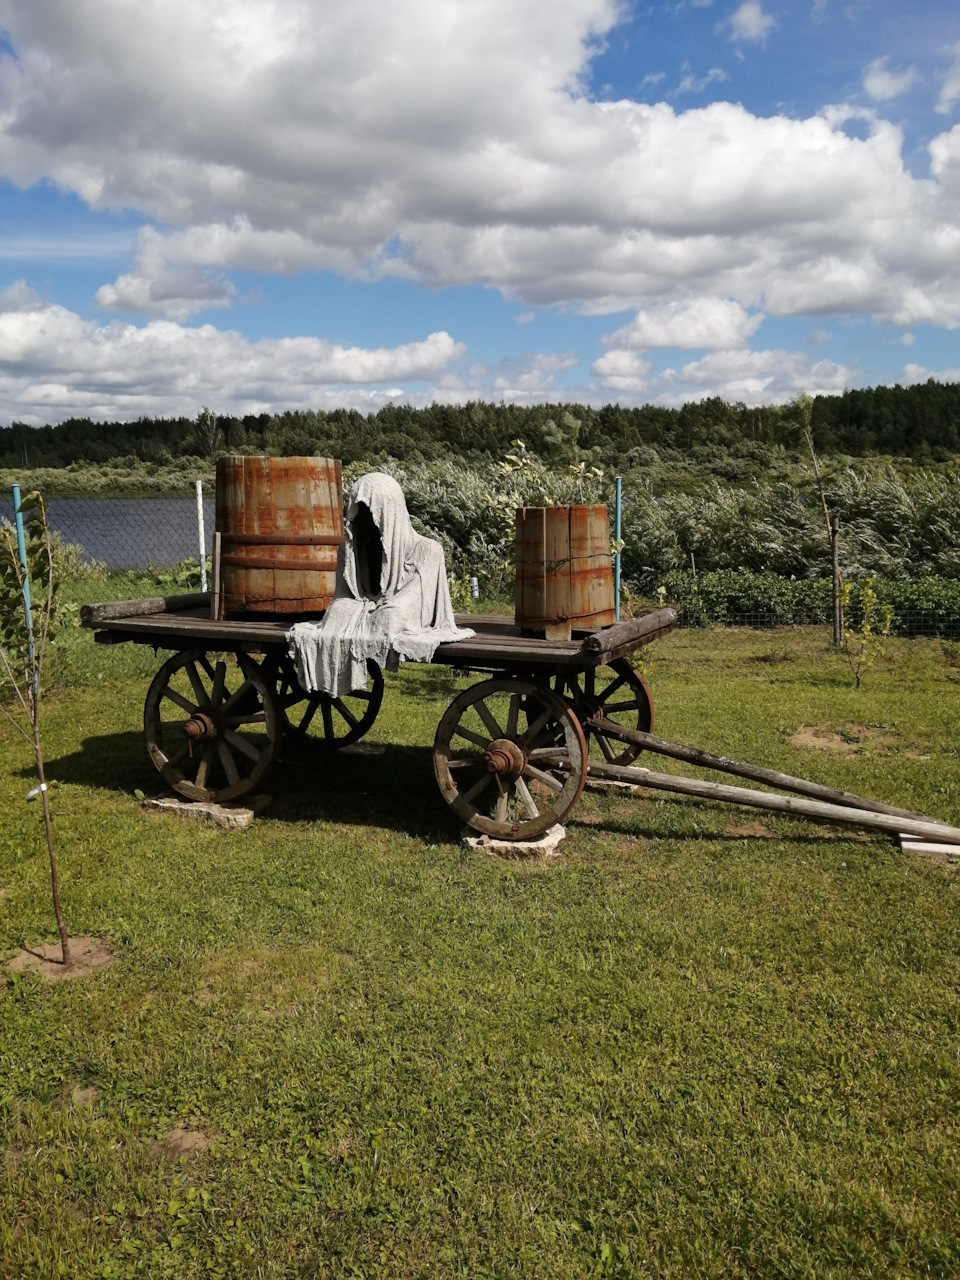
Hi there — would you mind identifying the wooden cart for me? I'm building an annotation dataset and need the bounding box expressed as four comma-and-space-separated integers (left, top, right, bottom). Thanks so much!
82, 594, 677, 840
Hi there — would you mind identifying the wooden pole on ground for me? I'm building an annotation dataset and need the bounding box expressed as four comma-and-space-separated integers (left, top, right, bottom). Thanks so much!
591, 717, 938, 825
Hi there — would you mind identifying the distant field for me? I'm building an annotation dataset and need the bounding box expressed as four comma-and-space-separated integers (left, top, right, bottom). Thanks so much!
2, 626, 959, 1278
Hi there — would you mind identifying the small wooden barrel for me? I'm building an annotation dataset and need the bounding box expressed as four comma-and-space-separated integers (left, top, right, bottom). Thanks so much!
215, 456, 344, 615
515, 505, 616, 640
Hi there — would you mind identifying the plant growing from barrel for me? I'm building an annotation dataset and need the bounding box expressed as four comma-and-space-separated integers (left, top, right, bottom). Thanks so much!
840, 577, 894, 689
0, 492, 71, 965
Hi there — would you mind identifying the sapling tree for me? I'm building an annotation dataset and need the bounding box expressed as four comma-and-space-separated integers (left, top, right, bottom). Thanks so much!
840, 578, 895, 689
0, 491, 70, 965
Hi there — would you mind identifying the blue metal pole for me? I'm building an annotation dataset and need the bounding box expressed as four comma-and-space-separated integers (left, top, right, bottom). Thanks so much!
11, 484, 37, 690
614, 474, 622, 622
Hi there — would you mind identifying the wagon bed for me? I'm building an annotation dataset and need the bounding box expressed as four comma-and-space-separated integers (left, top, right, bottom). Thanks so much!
83, 593, 677, 840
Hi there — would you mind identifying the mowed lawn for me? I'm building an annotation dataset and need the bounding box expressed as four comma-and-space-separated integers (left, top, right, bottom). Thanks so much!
1, 626, 959, 1278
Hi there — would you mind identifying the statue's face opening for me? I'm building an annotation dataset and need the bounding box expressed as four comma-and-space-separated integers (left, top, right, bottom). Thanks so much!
352, 501, 383, 596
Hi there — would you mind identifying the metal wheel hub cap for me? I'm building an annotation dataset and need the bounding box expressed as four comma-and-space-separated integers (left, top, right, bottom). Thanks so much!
484, 738, 526, 779
184, 711, 218, 741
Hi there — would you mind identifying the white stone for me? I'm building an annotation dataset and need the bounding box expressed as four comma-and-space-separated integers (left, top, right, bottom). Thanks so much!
462, 824, 566, 859
584, 778, 645, 796
142, 794, 272, 831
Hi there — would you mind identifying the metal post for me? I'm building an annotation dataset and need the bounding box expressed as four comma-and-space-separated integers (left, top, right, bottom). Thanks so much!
196, 479, 207, 593
11, 483, 37, 688
614, 475, 622, 622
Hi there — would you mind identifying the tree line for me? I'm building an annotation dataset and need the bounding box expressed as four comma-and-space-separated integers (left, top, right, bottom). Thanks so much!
2, 378, 959, 472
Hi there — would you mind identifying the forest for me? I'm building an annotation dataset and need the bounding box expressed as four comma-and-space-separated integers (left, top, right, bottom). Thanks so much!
2, 378, 960, 472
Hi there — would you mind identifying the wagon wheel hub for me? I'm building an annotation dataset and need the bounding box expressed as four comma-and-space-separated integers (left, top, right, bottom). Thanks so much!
184, 711, 218, 741
484, 738, 526, 780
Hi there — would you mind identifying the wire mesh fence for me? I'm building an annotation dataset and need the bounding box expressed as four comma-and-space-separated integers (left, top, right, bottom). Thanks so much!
0, 491, 214, 571
672, 609, 960, 638
4, 480, 960, 637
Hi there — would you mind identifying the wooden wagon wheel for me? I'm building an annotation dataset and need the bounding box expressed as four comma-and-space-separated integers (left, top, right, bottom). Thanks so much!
433, 677, 588, 841
264, 654, 384, 749
552, 658, 653, 765
143, 648, 282, 802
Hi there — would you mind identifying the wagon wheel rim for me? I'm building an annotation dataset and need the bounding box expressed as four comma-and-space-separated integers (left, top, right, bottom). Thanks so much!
552, 659, 653, 765
433, 677, 587, 841
265, 654, 384, 749
143, 648, 281, 802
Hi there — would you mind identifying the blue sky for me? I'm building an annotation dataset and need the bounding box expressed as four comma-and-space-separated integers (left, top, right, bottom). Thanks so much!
0, 0, 958, 423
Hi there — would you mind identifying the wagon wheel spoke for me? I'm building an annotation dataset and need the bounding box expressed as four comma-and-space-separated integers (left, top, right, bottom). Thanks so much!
162, 687, 197, 715
331, 697, 359, 729
321, 700, 334, 740
166, 743, 191, 771
495, 789, 509, 825
194, 743, 213, 789
463, 772, 493, 804
519, 706, 552, 748
185, 660, 210, 708
453, 724, 489, 749
298, 700, 320, 733
198, 655, 217, 683
475, 700, 504, 741
223, 711, 267, 726
514, 776, 541, 819
216, 739, 241, 787
223, 728, 263, 762
594, 733, 618, 762
210, 660, 227, 708
220, 678, 254, 714
505, 694, 520, 739
522, 762, 564, 794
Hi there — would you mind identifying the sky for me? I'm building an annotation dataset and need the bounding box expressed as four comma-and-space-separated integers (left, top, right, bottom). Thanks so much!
0, 0, 959, 424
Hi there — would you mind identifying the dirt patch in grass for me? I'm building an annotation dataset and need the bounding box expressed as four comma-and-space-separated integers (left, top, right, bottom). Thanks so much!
726, 819, 776, 839
790, 723, 893, 752
72, 1085, 99, 1108
153, 1127, 216, 1162
193, 944, 341, 1012
6, 936, 114, 981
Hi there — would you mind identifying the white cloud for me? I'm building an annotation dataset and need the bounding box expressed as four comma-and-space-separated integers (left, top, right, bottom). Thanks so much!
901, 331, 915, 346
862, 57, 917, 103
0, 0, 958, 334
677, 66, 728, 95
602, 298, 762, 349
936, 39, 960, 114
0, 287, 464, 421
727, 2, 775, 43
590, 350, 652, 391
645, 347, 851, 404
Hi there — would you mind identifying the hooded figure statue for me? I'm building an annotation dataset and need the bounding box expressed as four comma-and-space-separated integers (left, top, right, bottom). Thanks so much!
287, 472, 475, 695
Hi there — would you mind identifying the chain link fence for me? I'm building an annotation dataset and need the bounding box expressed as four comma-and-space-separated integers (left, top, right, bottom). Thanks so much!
1, 490, 214, 572
4, 481, 960, 637
671, 608, 960, 638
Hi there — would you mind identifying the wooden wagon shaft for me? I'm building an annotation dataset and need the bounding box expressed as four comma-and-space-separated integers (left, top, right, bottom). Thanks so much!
569, 758, 960, 844
81, 592, 211, 624
590, 716, 937, 825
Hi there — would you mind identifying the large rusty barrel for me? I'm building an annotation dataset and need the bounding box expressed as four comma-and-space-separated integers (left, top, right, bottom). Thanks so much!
215, 456, 344, 615
515, 505, 616, 640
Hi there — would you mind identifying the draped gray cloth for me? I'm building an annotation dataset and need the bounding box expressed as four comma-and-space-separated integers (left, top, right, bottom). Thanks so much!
287, 472, 475, 695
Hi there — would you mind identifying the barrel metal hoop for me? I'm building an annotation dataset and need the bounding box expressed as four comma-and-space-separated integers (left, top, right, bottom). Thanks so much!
219, 532, 344, 547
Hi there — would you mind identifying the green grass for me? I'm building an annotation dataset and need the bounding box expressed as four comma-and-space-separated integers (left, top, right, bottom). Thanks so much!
2, 627, 959, 1278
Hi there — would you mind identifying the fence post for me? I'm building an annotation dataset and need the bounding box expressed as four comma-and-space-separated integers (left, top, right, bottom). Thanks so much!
11, 483, 37, 691
831, 512, 842, 648
196, 479, 207, 593
614, 475, 622, 622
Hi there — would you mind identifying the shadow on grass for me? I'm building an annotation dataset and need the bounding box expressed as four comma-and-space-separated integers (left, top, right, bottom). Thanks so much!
36, 730, 458, 842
